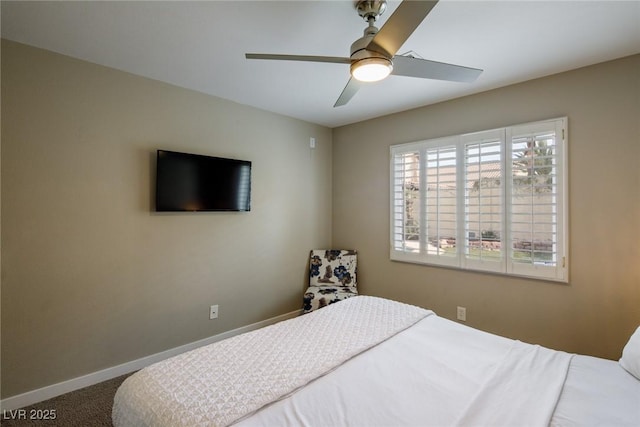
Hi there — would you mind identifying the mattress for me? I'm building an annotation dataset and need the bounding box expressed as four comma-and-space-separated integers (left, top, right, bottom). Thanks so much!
113, 296, 640, 426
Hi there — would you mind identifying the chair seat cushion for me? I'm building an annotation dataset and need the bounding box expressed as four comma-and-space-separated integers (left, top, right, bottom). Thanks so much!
303, 286, 358, 313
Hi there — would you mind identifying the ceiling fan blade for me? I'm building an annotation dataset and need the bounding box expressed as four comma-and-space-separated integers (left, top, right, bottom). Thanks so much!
367, 0, 439, 58
245, 53, 351, 64
392, 55, 482, 82
334, 78, 362, 107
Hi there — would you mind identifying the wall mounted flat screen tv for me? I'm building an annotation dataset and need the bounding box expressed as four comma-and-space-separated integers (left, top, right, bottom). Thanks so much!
155, 150, 251, 212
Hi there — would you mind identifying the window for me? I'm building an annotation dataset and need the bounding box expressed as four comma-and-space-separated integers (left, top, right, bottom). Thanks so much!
390, 118, 568, 282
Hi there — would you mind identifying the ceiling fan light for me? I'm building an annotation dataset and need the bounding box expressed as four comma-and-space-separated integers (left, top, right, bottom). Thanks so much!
351, 58, 392, 82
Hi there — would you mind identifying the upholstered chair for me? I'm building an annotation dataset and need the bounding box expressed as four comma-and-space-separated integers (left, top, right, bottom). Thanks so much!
303, 249, 358, 313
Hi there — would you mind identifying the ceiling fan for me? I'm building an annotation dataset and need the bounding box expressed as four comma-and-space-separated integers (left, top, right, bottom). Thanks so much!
246, 0, 482, 107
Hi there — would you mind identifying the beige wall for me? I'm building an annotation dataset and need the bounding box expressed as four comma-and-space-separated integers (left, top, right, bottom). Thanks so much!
1, 40, 333, 398
333, 54, 640, 360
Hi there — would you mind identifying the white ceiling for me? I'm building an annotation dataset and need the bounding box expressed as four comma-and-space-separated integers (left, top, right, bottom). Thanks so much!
2, 1, 639, 128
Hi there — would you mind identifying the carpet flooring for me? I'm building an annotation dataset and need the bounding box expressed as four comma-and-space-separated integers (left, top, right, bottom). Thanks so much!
1, 374, 132, 427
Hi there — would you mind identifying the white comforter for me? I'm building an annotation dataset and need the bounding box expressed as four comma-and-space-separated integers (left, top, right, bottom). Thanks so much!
113, 296, 640, 426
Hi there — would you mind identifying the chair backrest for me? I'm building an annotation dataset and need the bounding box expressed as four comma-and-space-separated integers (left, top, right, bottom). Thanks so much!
309, 250, 357, 288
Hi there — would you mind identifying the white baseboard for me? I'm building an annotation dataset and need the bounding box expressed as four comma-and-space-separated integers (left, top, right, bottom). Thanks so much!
0, 309, 302, 411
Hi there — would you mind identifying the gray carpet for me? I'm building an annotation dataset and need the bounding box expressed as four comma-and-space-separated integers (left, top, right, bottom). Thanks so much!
1, 374, 132, 427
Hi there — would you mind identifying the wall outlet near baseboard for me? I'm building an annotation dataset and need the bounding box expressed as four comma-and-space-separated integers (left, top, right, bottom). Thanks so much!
457, 306, 466, 322
209, 305, 219, 320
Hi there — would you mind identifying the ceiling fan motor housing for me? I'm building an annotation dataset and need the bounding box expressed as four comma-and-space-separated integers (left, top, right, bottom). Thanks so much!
350, 11, 393, 73
349, 24, 393, 81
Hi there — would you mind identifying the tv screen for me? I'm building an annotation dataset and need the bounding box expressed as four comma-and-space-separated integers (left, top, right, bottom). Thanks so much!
155, 150, 251, 212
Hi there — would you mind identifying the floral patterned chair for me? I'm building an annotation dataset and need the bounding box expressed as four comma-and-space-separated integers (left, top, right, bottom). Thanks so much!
303, 249, 358, 313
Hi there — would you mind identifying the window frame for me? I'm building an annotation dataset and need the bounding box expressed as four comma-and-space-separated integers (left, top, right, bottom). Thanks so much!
389, 117, 568, 282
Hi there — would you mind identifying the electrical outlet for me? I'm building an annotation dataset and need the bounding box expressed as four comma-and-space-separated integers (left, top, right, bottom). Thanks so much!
309, 137, 316, 148
209, 304, 219, 320
457, 306, 466, 322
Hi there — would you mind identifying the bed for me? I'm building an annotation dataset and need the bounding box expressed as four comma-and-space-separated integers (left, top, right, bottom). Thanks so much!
112, 296, 640, 426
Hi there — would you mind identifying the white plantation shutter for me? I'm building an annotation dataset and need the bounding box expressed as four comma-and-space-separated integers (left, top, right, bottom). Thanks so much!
462, 130, 505, 273
391, 146, 422, 262
424, 143, 458, 266
507, 119, 567, 281
390, 118, 568, 282
390, 138, 458, 265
